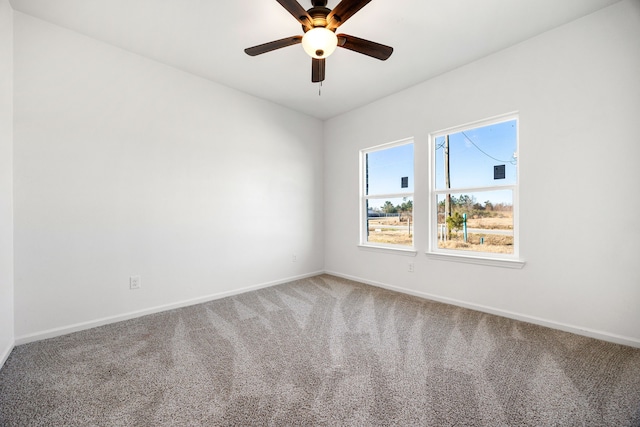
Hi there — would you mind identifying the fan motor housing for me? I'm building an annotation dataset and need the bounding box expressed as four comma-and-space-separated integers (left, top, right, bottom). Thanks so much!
306, 6, 331, 30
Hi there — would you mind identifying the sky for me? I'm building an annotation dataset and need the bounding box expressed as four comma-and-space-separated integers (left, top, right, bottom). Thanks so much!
435, 119, 517, 189
366, 143, 414, 210
365, 119, 517, 210
435, 119, 517, 206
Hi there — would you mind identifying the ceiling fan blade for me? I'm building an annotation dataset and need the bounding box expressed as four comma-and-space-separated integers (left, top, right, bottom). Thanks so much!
326, 0, 372, 30
244, 36, 303, 56
275, 0, 314, 31
312, 58, 326, 83
337, 34, 393, 60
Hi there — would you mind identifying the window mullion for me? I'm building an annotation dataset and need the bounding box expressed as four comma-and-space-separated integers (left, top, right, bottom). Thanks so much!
433, 185, 515, 195
365, 192, 413, 200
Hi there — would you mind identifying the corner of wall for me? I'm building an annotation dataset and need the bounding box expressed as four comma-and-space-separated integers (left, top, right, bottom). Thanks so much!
0, 341, 14, 370
0, 0, 15, 370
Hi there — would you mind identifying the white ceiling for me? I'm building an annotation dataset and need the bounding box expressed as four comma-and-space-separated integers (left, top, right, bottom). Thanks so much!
10, 0, 621, 120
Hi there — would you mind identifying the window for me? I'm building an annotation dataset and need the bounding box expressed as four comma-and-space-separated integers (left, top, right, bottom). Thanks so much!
360, 139, 414, 250
429, 114, 523, 267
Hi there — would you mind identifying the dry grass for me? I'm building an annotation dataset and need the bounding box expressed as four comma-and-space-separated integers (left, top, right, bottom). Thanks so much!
366, 213, 514, 253
367, 228, 412, 246
466, 216, 513, 230
367, 230, 513, 253
368, 218, 403, 226
439, 211, 513, 253
438, 234, 513, 254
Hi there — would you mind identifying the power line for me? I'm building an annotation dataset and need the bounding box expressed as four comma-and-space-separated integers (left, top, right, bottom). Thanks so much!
460, 131, 516, 164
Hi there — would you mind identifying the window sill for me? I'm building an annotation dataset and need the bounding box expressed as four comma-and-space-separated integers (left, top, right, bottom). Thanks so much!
425, 251, 525, 269
358, 244, 418, 257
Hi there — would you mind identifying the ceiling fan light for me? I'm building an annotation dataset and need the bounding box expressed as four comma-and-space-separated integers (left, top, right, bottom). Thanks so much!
302, 27, 338, 59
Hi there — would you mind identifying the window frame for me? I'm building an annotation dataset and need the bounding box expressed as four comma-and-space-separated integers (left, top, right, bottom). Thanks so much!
359, 138, 416, 254
427, 113, 525, 268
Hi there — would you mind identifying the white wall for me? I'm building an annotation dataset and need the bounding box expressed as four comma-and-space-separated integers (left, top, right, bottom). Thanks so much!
13, 13, 324, 341
0, 0, 14, 365
324, 0, 640, 346
8, 1, 639, 349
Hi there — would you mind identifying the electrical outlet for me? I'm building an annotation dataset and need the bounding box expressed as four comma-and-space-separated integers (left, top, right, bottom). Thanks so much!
408, 262, 415, 273
130, 275, 141, 290
292, 255, 297, 263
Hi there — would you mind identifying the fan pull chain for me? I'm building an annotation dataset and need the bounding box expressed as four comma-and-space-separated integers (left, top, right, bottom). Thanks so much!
318, 81, 323, 96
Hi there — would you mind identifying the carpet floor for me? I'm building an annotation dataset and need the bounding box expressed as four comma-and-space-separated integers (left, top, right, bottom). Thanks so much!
1, 274, 639, 426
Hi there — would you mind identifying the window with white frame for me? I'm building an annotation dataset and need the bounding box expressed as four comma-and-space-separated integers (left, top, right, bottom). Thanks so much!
360, 139, 414, 249
430, 114, 521, 264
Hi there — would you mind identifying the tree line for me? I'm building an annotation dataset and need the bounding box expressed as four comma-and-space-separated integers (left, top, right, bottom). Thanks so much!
371, 199, 413, 215
438, 195, 512, 214
370, 195, 511, 216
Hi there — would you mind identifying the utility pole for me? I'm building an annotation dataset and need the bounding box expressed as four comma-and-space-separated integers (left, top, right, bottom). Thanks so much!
444, 135, 451, 238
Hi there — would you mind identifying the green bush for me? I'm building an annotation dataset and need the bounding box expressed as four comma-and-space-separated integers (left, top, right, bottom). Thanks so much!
446, 211, 465, 233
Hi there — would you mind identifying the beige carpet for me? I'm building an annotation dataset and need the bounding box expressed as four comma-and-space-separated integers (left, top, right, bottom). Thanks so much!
1, 274, 639, 426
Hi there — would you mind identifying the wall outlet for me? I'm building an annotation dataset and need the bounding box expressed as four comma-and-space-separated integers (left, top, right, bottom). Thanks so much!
408, 262, 415, 273
130, 275, 141, 290
292, 254, 297, 263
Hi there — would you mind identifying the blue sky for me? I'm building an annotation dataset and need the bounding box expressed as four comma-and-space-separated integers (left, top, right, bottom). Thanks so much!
367, 143, 414, 195
435, 119, 517, 191
435, 119, 517, 206
365, 119, 517, 210
366, 143, 414, 210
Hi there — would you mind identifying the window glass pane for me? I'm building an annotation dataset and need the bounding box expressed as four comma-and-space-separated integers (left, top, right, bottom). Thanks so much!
436, 190, 513, 254
435, 120, 517, 190
366, 196, 413, 246
366, 144, 414, 195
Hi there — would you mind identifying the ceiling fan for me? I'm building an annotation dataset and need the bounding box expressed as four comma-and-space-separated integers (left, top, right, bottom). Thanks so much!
244, 0, 393, 83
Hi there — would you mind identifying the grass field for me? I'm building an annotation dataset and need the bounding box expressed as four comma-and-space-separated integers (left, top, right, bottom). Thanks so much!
465, 216, 513, 230
367, 217, 413, 246
440, 211, 513, 254
438, 234, 513, 254
367, 212, 513, 254
367, 229, 413, 246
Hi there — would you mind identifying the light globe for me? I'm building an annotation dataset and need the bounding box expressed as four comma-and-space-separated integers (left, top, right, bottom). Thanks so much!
301, 27, 338, 59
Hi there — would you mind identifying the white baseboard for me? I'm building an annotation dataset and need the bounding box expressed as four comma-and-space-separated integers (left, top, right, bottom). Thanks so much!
0, 340, 14, 370
325, 270, 640, 349
15, 271, 324, 346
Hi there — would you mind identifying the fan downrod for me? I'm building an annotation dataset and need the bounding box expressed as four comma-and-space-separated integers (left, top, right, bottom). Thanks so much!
305, 1, 331, 29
